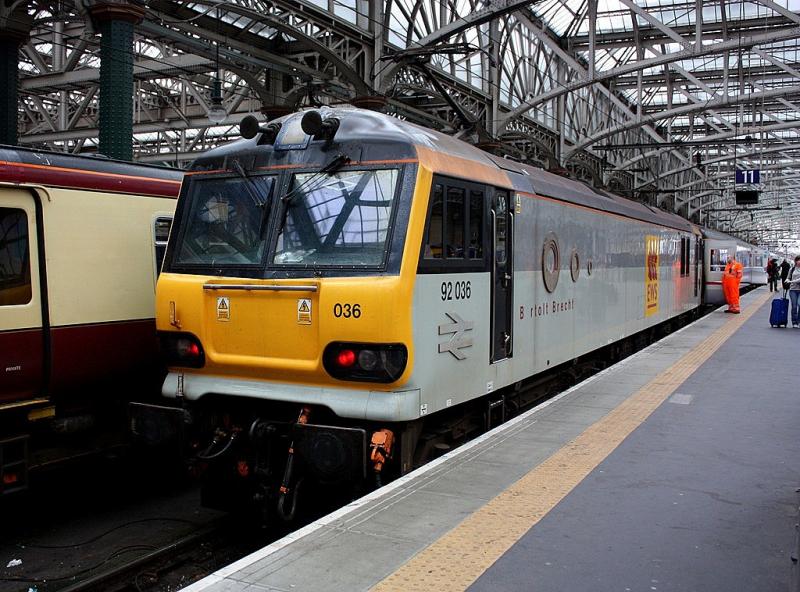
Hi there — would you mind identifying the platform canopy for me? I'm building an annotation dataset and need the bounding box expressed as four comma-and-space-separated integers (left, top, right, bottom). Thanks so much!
11, 0, 800, 245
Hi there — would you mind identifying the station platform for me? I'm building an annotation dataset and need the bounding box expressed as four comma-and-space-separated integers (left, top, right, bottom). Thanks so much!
183, 287, 800, 592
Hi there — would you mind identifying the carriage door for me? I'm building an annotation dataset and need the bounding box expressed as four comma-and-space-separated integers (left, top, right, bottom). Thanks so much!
491, 191, 513, 362
0, 190, 44, 404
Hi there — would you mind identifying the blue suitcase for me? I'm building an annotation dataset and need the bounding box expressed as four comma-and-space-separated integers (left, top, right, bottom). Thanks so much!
770, 293, 789, 327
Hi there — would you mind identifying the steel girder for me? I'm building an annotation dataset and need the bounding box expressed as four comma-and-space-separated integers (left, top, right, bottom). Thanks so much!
12, 0, 800, 241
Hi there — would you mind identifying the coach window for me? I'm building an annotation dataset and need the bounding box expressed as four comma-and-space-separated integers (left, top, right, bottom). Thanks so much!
710, 248, 728, 272
153, 216, 173, 277
0, 208, 32, 306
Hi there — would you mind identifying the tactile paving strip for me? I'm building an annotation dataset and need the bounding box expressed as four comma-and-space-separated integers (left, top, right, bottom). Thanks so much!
371, 292, 771, 592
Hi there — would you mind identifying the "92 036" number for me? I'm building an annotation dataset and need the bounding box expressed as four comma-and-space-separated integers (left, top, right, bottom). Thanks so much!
441, 281, 471, 301
333, 303, 361, 318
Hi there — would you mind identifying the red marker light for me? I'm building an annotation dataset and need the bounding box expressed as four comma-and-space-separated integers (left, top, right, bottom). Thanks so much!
336, 349, 356, 368
187, 342, 200, 357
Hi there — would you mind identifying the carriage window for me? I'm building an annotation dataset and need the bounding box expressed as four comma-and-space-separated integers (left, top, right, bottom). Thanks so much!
0, 208, 32, 306
710, 248, 729, 272
424, 184, 444, 259
154, 216, 172, 277
445, 187, 465, 258
273, 168, 399, 267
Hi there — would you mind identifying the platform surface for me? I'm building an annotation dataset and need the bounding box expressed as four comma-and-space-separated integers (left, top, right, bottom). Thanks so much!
183, 288, 799, 592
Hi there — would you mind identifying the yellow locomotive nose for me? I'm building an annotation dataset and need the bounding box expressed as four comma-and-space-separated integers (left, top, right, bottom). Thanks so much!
157, 271, 414, 387
202, 281, 322, 372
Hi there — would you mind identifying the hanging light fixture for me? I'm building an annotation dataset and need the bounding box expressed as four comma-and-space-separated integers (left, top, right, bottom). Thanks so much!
208, 8, 227, 124
208, 78, 226, 123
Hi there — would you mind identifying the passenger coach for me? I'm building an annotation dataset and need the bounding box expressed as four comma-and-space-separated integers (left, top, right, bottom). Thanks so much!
0, 147, 180, 492
151, 107, 703, 515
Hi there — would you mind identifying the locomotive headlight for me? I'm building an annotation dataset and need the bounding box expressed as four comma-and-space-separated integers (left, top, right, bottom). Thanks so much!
323, 343, 407, 383
357, 350, 378, 371
158, 332, 205, 368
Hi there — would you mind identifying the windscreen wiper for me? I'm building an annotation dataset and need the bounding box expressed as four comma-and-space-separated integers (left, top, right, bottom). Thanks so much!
277, 153, 351, 235
281, 153, 351, 205
232, 161, 275, 237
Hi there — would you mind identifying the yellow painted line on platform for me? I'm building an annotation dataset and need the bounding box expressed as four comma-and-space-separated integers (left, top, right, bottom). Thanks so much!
371, 292, 771, 592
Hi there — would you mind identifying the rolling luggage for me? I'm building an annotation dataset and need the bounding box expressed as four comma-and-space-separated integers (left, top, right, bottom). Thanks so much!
770, 290, 789, 327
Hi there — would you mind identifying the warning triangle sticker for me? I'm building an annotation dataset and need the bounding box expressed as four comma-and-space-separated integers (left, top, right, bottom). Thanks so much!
299, 300, 310, 312
218, 299, 229, 310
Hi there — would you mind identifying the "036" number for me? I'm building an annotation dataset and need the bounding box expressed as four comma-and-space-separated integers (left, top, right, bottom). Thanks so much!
333, 303, 362, 318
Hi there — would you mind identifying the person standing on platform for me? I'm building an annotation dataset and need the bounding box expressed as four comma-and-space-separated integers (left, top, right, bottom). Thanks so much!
788, 256, 800, 328
722, 254, 744, 314
767, 258, 779, 292
781, 258, 791, 287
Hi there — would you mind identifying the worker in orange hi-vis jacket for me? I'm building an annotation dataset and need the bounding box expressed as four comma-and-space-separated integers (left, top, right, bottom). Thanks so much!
722, 255, 744, 313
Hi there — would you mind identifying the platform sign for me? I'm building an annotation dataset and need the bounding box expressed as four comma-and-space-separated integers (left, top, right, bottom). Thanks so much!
735, 169, 760, 184
735, 190, 759, 205
645, 235, 659, 317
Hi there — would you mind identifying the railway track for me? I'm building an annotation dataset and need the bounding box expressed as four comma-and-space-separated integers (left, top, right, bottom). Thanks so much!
55, 519, 256, 592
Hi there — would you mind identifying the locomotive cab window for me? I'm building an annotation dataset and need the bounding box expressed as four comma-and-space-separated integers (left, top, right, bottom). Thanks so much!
273, 168, 399, 268
420, 177, 485, 271
174, 174, 275, 267
0, 208, 32, 306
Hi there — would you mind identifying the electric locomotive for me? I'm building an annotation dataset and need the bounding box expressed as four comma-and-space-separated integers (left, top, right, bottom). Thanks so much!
148, 107, 705, 517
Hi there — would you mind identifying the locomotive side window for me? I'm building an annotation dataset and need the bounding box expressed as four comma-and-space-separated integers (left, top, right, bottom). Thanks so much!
0, 208, 32, 306
679, 237, 689, 277
469, 191, 483, 259
424, 184, 444, 259
420, 177, 486, 271
445, 187, 465, 258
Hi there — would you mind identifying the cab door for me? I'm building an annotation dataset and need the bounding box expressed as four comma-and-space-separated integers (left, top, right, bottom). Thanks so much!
491, 191, 513, 362
0, 190, 44, 403
694, 236, 701, 298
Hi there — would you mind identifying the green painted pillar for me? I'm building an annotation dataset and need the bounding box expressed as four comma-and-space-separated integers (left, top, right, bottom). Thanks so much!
89, 2, 145, 160
0, 37, 18, 145
0, 9, 33, 146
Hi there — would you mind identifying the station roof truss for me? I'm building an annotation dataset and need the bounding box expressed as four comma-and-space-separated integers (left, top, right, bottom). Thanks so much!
12, 0, 800, 244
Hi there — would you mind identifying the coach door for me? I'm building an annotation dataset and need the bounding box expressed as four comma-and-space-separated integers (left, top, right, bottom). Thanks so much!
491, 191, 513, 362
0, 190, 44, 404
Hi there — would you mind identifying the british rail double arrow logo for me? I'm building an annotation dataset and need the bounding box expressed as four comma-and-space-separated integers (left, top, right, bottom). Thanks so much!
438, 312, 474, 360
